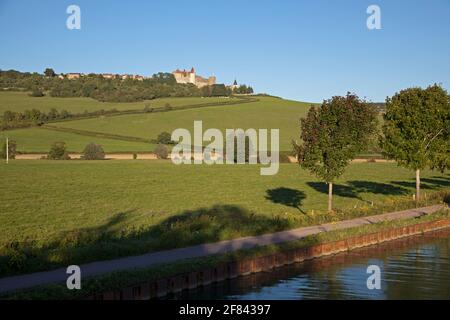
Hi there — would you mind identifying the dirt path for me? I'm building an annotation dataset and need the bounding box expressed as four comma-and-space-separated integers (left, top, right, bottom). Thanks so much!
16, 153, 393, 162
15, 153, 158, 160
0, 204, 446, 294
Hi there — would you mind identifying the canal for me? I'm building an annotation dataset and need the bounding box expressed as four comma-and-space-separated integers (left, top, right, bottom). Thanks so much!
171, 228, 450, 300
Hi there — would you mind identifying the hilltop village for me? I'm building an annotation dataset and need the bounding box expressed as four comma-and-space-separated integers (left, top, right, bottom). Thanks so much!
47, 67, 245, 93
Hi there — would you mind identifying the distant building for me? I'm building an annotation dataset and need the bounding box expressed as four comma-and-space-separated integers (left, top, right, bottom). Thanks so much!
172, 67, 216, 88
229, 79, 239, 91
66, 73, 81, 80
101, 73, 115, 79
120, 74, 144, 81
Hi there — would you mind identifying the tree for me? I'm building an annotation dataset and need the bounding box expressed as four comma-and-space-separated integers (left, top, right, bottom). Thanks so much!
44, 68, 56, 78
144, 103, 153, 113
0, 139, 17, 159
230, 133, 253, 163
47, 142, 70, 160
82, 143, 105, 160
294, 93, 378, 212
154, 144, 169, 159
381, 84, 449, 203
211, 84, 228, 97
29, 87, 44, 97
47, 108, 59, 120
156, 131, 173, 144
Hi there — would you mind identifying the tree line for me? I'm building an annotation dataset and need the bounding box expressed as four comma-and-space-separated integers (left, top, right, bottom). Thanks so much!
295, 84, 449, 212
1, 108, 121, 130
0, 69, 254, 102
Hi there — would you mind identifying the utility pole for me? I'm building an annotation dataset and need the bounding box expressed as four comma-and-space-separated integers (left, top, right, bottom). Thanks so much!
6, 137, 8, 164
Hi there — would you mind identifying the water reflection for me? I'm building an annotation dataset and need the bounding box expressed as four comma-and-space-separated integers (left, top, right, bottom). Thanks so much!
171, 228, 450, 300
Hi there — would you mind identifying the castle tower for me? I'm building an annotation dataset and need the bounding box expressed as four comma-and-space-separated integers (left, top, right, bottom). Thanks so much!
189, 67, 196, 84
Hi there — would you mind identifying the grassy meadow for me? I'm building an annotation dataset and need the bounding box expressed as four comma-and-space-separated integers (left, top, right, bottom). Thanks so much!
0, 160, 448, 276
0, 127, 152, 153
0, 92, 447, 277
49, 96, 312, 151
0, 91, 239, 114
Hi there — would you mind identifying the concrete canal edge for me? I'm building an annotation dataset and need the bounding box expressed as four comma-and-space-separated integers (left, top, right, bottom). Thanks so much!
89, 216, 450, 300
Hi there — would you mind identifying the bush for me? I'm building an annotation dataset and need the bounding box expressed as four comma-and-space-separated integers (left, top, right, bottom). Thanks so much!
143, 105, 153, 113
29, 88, 44, 97
155, 144, 169, 159
133, 153, 137, 160
156, 131, 173, 144
0, 140, 17, 159
82, 143, 105, 160
47, 142, 70, 160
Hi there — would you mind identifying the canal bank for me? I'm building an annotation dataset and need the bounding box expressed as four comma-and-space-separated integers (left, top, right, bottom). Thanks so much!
177, 227, 450, 300
2, 206, 449, 300
93, 214, 450, 300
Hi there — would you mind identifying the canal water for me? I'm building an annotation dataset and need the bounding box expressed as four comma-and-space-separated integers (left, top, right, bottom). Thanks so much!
172, 228, 450, 300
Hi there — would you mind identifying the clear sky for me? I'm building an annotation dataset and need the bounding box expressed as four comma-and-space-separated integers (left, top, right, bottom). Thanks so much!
1, 0, 449, 102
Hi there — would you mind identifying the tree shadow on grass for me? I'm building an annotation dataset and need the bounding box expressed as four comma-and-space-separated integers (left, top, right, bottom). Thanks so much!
265, 188, 307, 214
0, 204, 294, 278
390, 176, 450, 191
306, 182, 361, 200
347, 181, 408, 196
422, 177, 450, 188
306, 180, 410, 204
391, 180, 435, 190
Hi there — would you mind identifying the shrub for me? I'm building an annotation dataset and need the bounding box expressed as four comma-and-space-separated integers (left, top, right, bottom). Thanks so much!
143, 104, 153, 113
0, 140, 17, 159
133, 153, 137, 160
47, 142, 70, 160
156, 131, 173, 144
155, 144, 169, 159
82, 143, 105, 160
29, 88, 44, 97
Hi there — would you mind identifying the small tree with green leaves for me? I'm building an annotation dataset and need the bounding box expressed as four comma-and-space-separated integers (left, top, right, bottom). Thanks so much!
82, 143, 105, 160
29, 87, 44, 97
381, 84, 449, 203
47, 142, 70, 160
156, 131, 173, 144
0, 140, 17, 159
44, 68, 56, 78
294, 93, 378, 212
155, 144, 169, 159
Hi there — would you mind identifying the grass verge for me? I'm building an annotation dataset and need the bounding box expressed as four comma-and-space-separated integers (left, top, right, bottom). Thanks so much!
2, 208, 449, 300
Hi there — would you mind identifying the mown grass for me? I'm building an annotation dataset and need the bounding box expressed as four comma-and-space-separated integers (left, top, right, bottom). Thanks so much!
0, 160, 448, 276
48, 96, 312, 151
0, 91, 239, 114
0, 127, 152, 153
3, 209, 449, 300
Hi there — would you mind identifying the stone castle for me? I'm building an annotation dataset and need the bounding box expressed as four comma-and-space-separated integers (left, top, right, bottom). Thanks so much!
172, 67, 216, 88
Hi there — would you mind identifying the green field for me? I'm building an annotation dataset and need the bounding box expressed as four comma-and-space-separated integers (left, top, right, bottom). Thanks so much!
0, 127, 152, 153
48, 96, 311, 151
0, 160, 448, 275
1, 95, 312, 152
0, 93, 256, 152
0, 91, 239, 114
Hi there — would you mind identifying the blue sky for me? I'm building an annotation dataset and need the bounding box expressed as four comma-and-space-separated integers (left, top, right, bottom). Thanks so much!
0, 0, 449, 102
